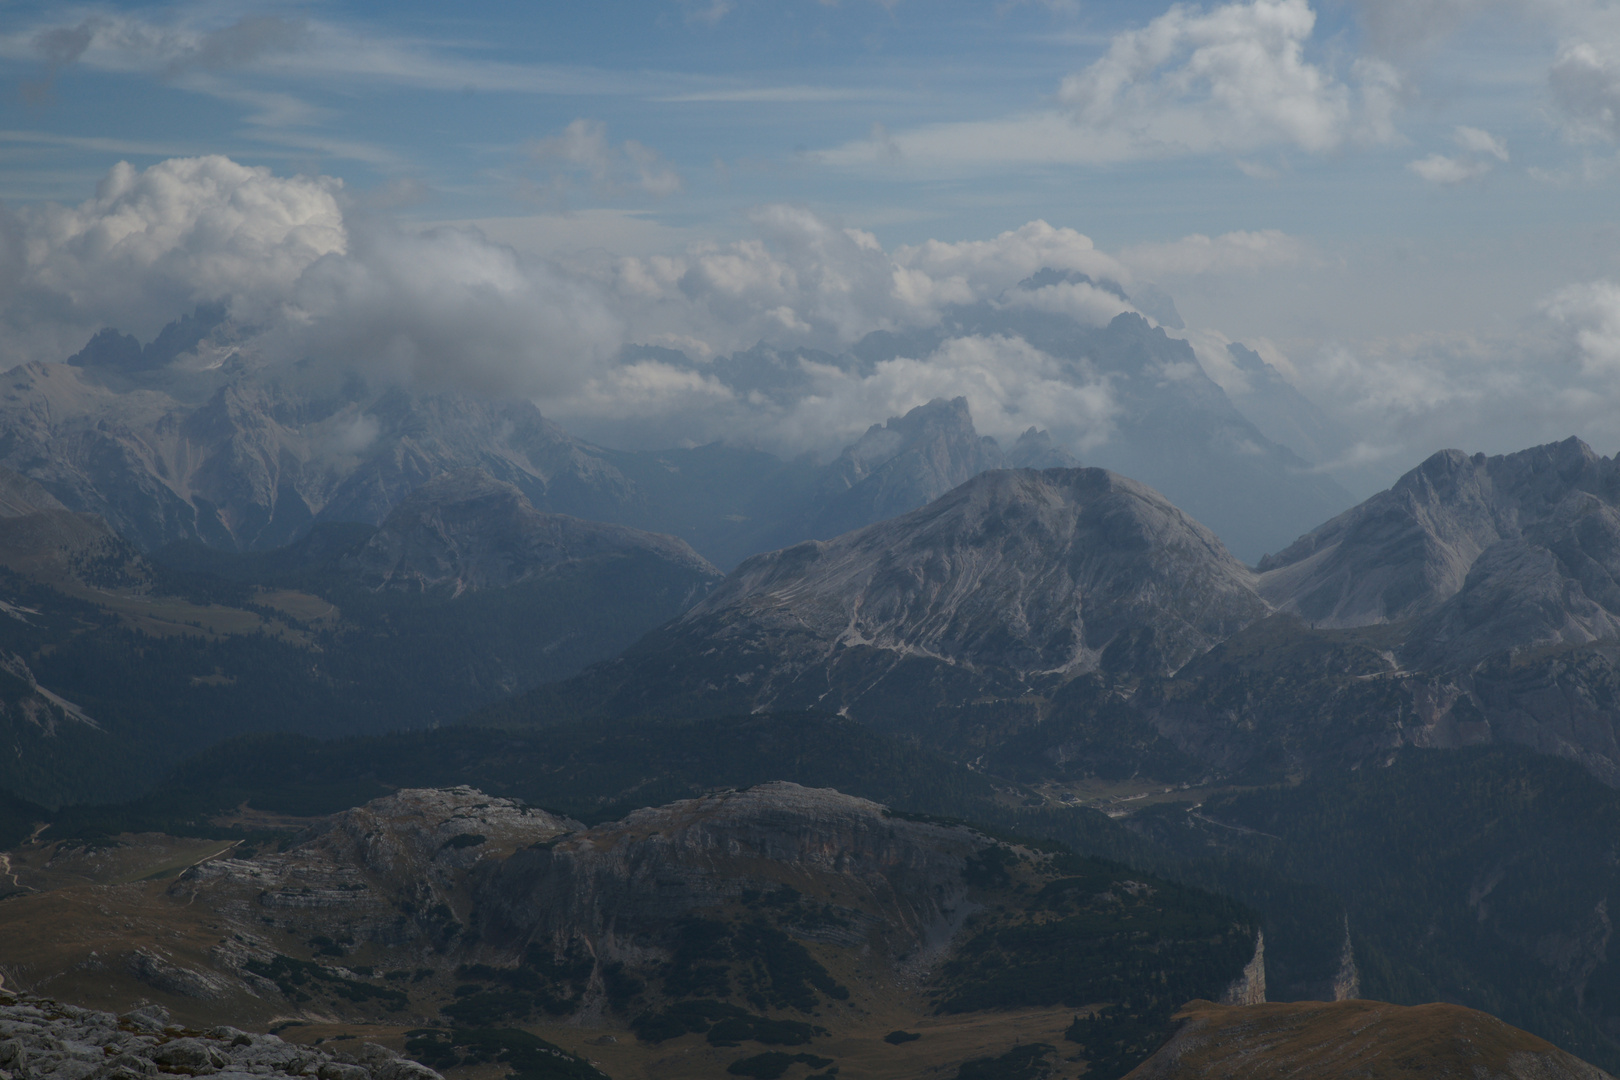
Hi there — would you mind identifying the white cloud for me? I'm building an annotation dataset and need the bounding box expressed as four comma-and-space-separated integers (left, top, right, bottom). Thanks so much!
545, 332, 1119, 457
1551, 38, 1620, 141
1541, 277, 1620, 372
1407, 125, 1510, 184
894, 220, 1129, 296
277, 222, 624, 398
0, 155, 628, 395
1002, 280, 1138, 326
1, 155, 344, 361
603, 214, 1137, 358
1407, 124, 1510, 184
823, 0, 1400, 171
1058, 0, 1368, 154
1454, 124, 1511, 160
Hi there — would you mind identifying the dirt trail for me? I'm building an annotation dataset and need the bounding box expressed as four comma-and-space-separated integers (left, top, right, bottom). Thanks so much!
0, 853, 28, 892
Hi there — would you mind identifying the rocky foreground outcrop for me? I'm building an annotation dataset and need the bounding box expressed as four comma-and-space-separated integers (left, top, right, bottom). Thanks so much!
472, 782, 983, 971
0, 996, 441, 1080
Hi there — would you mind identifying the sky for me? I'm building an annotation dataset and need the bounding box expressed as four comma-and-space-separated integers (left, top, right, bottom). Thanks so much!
3, 0, 1620, 495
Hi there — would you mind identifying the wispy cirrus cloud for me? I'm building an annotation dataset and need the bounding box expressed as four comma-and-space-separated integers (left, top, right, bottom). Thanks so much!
526, 119, 683, 204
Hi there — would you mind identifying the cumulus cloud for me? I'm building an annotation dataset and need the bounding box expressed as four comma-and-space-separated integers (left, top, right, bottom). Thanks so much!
605, 214, 1136, 358
0, 155, 628, 394
1551, 38, 1620, 141
280, 222, 624, 398
0, 155, 344, 363
0, 156, 1138, 447
1058, 0, 1384, 154
1541, 278, 1620, 372
19, 155, 1620, 500
544, 333, 1119, 457
824, 0, 1399, 170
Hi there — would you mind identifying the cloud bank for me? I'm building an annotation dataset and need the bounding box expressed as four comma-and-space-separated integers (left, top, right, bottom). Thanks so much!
6, 154, 1620, 493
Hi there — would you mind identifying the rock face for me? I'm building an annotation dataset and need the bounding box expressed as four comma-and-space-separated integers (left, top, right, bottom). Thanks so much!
346, 470, 719, 595
1255, 436, 1620, 674
907, 310, 1352, 563
1126, 998, 1615, 1080
808, 398, 1012, 540
0, 469, 66, 518
698, 467, 1264, 677
0, 995, 446, 1080
566, 466, 1269, 725
1218, 932, 1266, 1006
1259, 438, 1617, 632
1007, 427, 1081, 469
0, 780, 1252, 1063
474, 782, 981, 970
0, 356, 637, 554
181, 787, 579, 950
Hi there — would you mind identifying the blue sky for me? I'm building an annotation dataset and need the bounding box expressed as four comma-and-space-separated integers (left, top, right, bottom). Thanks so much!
4, 0, 1620, 490
0, 0, 1575, 240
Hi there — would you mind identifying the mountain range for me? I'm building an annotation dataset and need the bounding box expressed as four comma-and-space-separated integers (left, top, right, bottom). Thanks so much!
6, 291, 1354, 567
516, 438, 1620, 792
9, 302, 1620, 1078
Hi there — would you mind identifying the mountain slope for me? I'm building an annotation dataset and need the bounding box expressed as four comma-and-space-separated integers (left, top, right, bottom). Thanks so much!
1258, 437, 1612, 629
535, 467, 1268, 729
347, 469, 718, 594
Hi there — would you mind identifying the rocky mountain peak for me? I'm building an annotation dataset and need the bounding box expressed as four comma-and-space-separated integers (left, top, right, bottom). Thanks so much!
827, 396, 999, 485
1008, 426, 1080, 468
1258, 437, 1620, 630
688, 466, 1267, 680
347, 468, 719, 594
812, 397, 1010, 538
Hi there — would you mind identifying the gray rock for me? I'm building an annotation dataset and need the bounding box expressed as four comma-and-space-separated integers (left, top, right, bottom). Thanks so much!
581, 466, 1269, 725
116, 1009, 167, 1035
0, 995, 439, 1080
346, 469, 719, 594
809, 397, 1012, 540
1258, 437, 1618, 635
